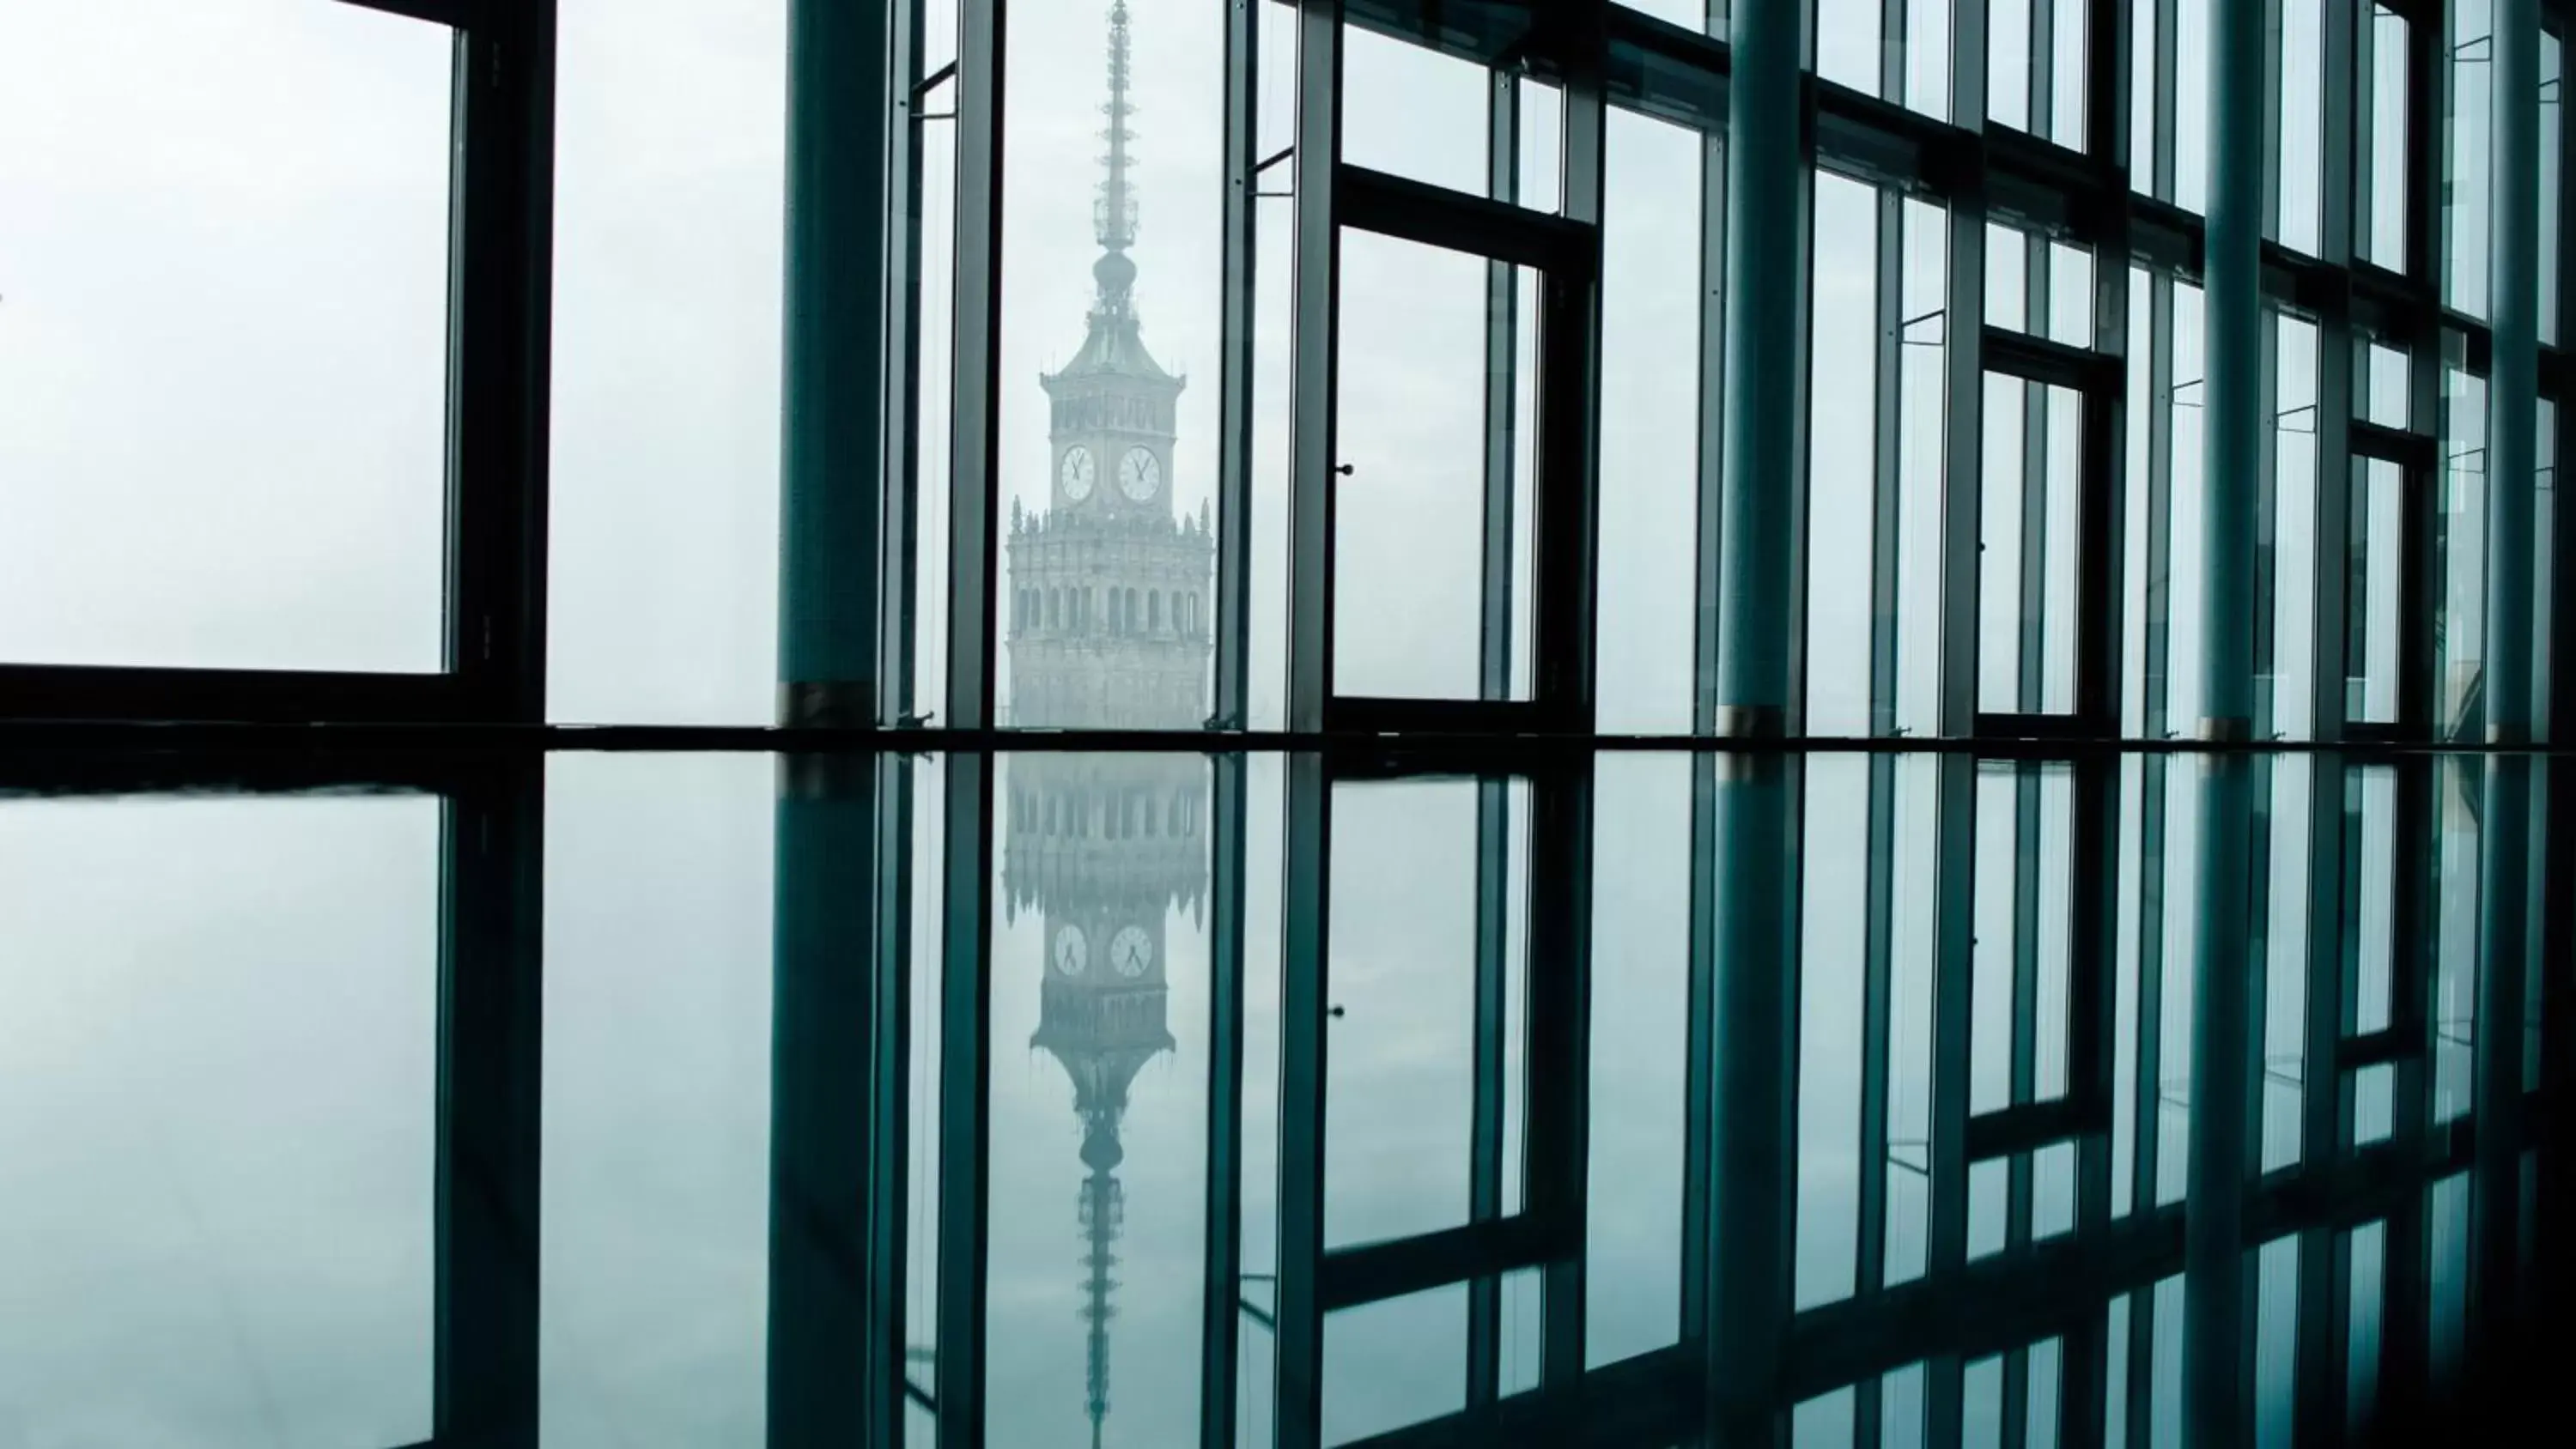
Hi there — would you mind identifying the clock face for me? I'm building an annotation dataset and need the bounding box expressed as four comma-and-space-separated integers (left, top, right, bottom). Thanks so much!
1109, 925, 1153, 978
1052, 925, 1088, 976
1059, 446, 1096, 501
1117, 446, 1161, 501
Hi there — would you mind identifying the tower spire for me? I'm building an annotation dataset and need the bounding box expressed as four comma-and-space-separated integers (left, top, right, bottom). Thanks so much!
1091, 1, 1139, 312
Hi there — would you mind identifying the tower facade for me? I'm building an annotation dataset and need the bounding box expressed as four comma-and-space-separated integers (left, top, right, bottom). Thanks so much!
1000, 6, 1211, 1442
1004, 0, 1212, 731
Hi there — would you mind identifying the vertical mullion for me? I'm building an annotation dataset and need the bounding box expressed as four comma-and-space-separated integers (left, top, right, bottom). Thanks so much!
2008, 767, 2043, 1254
1929, 0, 1992, 1428
2129, 754, 2170, 1226
884, 0, 930, 725
2057, 755, 2121, 1448
1213, 0, 1261, 727
2264, 0, 2288, 239
2154, 0, 2179, 204
1680, 752, 1721, 1345
2312, 0, 2359, 744
1200, 753, 1250, 1447
434, 760, 544, 1446
2033, 0, 2059, 138
944, 0, 1005, 731
1481, 76, 1523, 705
1274, 751, 1332, 1446
1467, 59, 1529, 1395
2293, 766, 2352, 1444
933, 752, 994, 1448
447, 1, 555, 723
1855, 751, 1899, 1442
1871, 0, 1910, 739
1467, 777, 1512, 1405
1540, 4, 1609, 731
1927, 759, 1979, 1449
1287, 2, 1343, 732
2145, 276, 2178, 736
1941, 107, 1992, 733
1527, 763, 1597, 1384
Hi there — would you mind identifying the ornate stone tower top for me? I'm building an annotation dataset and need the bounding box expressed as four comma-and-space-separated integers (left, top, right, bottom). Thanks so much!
1004, 1, 1213, 730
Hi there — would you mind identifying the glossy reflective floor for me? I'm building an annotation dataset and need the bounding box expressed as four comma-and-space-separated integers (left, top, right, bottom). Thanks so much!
0, 744, 2566, 1447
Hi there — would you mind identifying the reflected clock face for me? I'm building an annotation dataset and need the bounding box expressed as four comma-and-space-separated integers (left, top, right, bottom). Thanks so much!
1117, 446, 1161, 501
1053, 925, 1088, 976
1060, 446, 1097, 501
1109, 925, 1152, 978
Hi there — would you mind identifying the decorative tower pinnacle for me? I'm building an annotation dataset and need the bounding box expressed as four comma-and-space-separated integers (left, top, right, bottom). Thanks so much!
1092, 0, 1139, 313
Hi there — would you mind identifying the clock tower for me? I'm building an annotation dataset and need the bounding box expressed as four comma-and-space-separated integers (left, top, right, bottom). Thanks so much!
1000, 6, 1213, 1443
1004, 0, 1213, 731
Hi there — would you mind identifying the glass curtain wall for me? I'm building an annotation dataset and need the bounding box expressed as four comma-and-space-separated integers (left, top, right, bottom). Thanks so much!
1, 0, 2564, 745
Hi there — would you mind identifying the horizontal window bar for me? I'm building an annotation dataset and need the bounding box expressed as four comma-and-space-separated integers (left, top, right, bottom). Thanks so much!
1318, 1214, 1569, 1313
1964, 1094, 2107, 1161
1337, 163, 1597, 274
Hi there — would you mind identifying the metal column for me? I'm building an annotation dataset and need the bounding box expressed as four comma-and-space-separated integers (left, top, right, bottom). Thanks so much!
1701, 752, 1801, 1446
2472, 0, 2543, 1361
769, 753, 911, 1446
2179, 0, 2269, 1437
771, 4, 914, 1437
779, 0, 908, 728
1713, 0, 1804, 732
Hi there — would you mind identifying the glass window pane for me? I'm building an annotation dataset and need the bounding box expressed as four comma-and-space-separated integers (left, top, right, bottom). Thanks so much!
999, 0, 1220, 728
1600, 111, 1704, 733
2278, 0, 2325, 252
1911, 0, 1955, 118
550, 0, 785, 724
2446, 0, 2494, 318
2048, 243, 2096, 348
2348, 458, 2406, 724
1809, 173, 1883, 734
1820, 0, 1880, 94
2272, 316, 2320, 739
1895, 201, 1952, 737
1991, 0, 2035, 131
2174, 0, 2210, 212
1333, 235, 1522, 700
1342, 26, 1490, 196
0, 0, 450, 673
0, 792, 437, 1445
1979, 379, 2084, 714
2437, 367, 2487, 736
2365, 7, 2412, 270
2365, 341, 2412, 428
